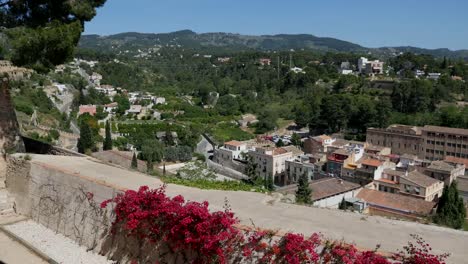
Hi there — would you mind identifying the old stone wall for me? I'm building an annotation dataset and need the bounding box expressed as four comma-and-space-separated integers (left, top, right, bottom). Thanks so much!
5, 156, 181, 263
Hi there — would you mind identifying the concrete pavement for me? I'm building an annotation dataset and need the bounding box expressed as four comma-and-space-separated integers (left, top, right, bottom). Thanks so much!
29, 155, 468, 263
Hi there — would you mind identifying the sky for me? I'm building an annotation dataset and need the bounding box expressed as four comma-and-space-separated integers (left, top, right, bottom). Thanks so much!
84, 0, 468, 50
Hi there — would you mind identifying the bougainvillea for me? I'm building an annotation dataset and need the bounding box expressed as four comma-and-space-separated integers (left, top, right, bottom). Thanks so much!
101, 186, 449, 264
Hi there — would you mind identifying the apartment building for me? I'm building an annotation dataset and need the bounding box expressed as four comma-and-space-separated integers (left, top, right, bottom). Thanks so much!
366, 125, 468, 160
421, 126, 468, 161
358, 57, 384, 75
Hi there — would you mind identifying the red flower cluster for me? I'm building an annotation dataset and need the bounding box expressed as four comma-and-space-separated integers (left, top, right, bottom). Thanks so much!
101, 186, 449, 264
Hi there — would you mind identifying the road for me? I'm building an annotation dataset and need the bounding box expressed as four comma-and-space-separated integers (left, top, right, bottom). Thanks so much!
29, 155, 468, 264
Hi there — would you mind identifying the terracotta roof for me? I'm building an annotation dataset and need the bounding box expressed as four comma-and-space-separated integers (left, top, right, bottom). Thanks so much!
273, 148, 289, 155
422, 125, 468, 136
427, 160, 456, 172
357, 189, 436, 215
361, 159, 382, 167
333, 148, 351, 156
78, 105, 96, 116
444, 156, 468, 168
224, 140, 244, 147
331, 139, 349, 147
318, 135, 332, 141
403, 171, 441, 187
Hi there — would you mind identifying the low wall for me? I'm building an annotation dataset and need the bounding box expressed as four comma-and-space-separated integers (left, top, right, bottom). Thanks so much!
5, 156, 169, 263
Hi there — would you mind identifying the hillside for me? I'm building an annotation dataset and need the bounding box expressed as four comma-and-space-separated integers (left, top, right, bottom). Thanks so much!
78, 30, 468, 59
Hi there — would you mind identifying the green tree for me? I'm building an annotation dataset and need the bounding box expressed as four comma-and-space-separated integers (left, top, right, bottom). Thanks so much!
103, 120, 112, 150
245, 155, 259, 183
265, 175, 275, 192
296, 173, 312, 204
338, 197, 347, 210
77, 121, 94, 154
434, 182, 466, 229
131, 152, 138, 169
1, 0, 107, 72
291, 133, 301, 147
141, 139, 164, 173
275, 139, 285, 147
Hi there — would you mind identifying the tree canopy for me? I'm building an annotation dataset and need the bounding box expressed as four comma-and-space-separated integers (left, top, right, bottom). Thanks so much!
1, 0, 106, 72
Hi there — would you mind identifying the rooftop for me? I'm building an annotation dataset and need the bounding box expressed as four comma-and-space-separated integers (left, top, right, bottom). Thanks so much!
356, 189, 436, 215
224, 140, 245, 147
361, 159, 383, 167
427, 160, 457, 172
444, 156, 468, 168
403, 171, 441, 187
280, 178, 361, 201
282, 145, 304, 156
383, 169, 406, 177
422, 125, 468, 136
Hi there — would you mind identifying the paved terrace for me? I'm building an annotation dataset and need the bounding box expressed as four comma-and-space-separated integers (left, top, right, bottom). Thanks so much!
30, 155, 468, 263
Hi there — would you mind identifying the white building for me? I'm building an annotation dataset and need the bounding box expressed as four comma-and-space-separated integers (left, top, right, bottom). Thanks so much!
428, 73, 441, 80
126, 105, 142, 115
154, 97, 166, 105
89, 72, 102, 86
290, 67, 305, 74
214, 141, 250, 165
358, 57, 384, 75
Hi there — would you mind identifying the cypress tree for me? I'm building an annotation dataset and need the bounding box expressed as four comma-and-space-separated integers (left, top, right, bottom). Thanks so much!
296, 173, 312, 204
435, 182, 466, 229
338, 197, 347, 210
77, 121, 93, 154
103, 120, 112, 150
131, 152, 138, 169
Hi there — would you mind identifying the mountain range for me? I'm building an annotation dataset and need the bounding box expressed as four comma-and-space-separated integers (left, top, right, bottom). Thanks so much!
79, 30, 468, 59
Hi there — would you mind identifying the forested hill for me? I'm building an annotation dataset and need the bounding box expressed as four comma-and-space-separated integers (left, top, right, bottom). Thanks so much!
78, 30, 468, 59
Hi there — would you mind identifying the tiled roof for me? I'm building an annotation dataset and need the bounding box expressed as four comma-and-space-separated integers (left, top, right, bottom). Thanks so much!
427, 160, 456, 172
383, 169, 406, 177
361, 159, 382, 167
282, 145, 304, 156
422, 125, 468, 136
309, 178, 361, 201
224, 140, 244, 147
403, 171, 441, 187
273, 148, 289, 155
444, 156, 468, 168
78, 105, 96, 115
357, 189, 436, 215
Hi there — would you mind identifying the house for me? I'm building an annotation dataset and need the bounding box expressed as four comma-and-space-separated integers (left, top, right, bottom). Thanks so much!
427, 73, 441, 80
154, 97, 166, 105
248, 147, 293, 185
358, 57, 384, 75
327, 142, 365, 177
279, 178, 361, 208
304, 135, 336, 154
153, 111, 161, 120
103, 102, 118, 113
399, 170, 444, 201
126, 105, 142, 115
457, 176, 468, 204
78, 105, 97, 116
290, 67, 305, 74
356, 189, 436, 218
283, 154, 322, 185
89, 72, 102, 86
364, 145, 391, 156
238, 114, 259, 127
259, 58, 271, 66
217, 57, 231, 63
214, 141, 249, 165
424, 160, 465, 186
353, 159, 396, 185
414, 70, 425, 78
444, 156, 468, 176
339, 62, 353, 75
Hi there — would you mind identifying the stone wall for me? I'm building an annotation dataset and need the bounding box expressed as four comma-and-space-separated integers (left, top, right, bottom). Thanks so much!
4, 156, 202, 263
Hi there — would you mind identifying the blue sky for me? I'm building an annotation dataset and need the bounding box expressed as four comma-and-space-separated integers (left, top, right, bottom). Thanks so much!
84, 0, 468, 50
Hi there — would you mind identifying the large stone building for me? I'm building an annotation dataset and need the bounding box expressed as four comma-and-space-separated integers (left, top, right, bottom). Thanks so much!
366, 125, 468, 160
248, 147, 293, 185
